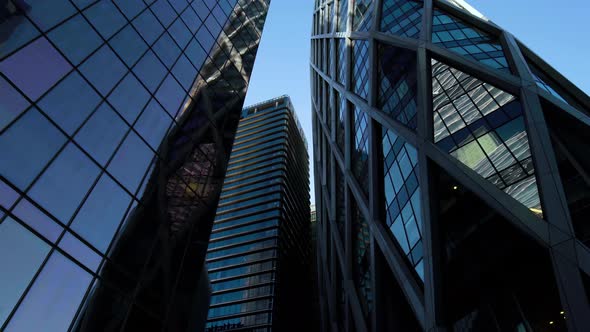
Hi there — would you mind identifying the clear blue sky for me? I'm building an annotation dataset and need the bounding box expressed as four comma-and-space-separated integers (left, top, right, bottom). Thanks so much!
244, 0, 590, 204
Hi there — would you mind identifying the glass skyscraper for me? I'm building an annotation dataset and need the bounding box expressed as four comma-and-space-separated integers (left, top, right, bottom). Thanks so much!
205, 96, 313, 331
0, 0, 269, 331
311, 0, 590, 331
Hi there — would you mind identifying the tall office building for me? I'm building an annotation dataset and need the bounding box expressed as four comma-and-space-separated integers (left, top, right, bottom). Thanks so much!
205, 96, 312, 331
311, 0, 590, 331
0, 0, 269, 331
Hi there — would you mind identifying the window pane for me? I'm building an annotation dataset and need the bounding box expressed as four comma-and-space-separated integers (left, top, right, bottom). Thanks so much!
47, 14, 102, 65
185, 37, 208, 70
79, 45, 127, 96
155, 74, 185, 116
107, 132, 154, 194
181, 6, 202, 34
0, 38, 71, 100
107, 73, 150, 123
29, 143, 101, 222
135, 99, 173, 149
172, 54, 197, 90
0, 10, 39, 59
0, 108, 66, 189
83, 0, 127, 39
71, 173, 131, 253
25, 0, 76, 31
131, 9, 164, 45
58, 232, 102, 271
13, 199, 62, 243
109, 24, 149, 67
75, 103, 128, 166
132, 50, 167, 93
196, 25, 215, 54
0, 217, 49, 326
152, 32, 181, 69
0, 76, 29, 131
39, 71, 102, 135
113, 0, 146, 20
152, 0, 177, 28
5, 252, 92, 332
168, 18, 191, 49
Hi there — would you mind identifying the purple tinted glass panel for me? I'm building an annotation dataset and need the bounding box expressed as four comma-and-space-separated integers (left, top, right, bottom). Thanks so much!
0, 76, 29, 130
47, 14, 102, 65
13, 199, 62, 243
0, 12, 40, 59
5, 252, 92, 332
0, 179, 19, 210
0, 38, 71, 100
58, 232, 102, 271
25, 0, 77, 31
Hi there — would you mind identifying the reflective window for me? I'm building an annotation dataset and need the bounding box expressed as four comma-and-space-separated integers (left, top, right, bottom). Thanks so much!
432, 8, 509, 73
107, 132, 155, 194
0, 179, 19, 210
204, 14, 222, 40
48, 14, 102, 65
135, 99, 173, 150
113, 0, 146, 20
13, 199, 62, 243
352, 201, 372, 317
0, 37, 71, 100
58, 232, 102, 271
25, 0, 76, 31
181, 6, 202, 34
107, 73, 150, 123
432, 59, 542, 215
192, 0, 211, 22
196, 25, 216, 54
152, 0, 178, 28
0, 8, 39, 59
380, 0, 423, 38
29, 143, 100, 222
170, 0, 189, 13
153, 32, 182, 69
79, 45, 127, 96
155, 74, 186, 117
172, 54, 197, 90
352, 40, 369, 100
75, 103, 128, 166
132, 50, 167, 93
337, 0, 348, 32
335, 38, 347, 85
84, 0, 126, 39
0, 217, 49, 326
352, 107, 370, 197
39, 71, 102, 134
109, 24, 148, 67
131, 9, 164, 45
0, 108, 66, 189
71, 0, 94, 9
169, 17, 192, 49
185, 37, 208, 70
5, 252, 92, 332
377, 43, 418, 130
0, 76, 30, 130
353, 0, 373, 31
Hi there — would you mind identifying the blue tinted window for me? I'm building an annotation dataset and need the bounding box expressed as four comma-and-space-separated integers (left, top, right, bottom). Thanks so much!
48, 14, 102, 65
13, 199, 62, 243
79, 45, 127, 96
196, 25, 215, 54
75, 103, 128, 166
193, 0, 211, 21
204, 14, 221, 41
152, 32, 182, 69
155, 74, 185, 116
25, 0, 76, 31
135, 99, 173, 149
5, 252, 92, 332
84, 0, 127, 39
71, 174, 131, 253
172, 54, 197, 90
169, 0, 189, 13
113, 0, 146, 20
0, 76, 30, 130
185, 37, 208, 69
152, 0, 177, 27
0, 109, 66, 189
109, 24, 149, 67
58, 232, 102, 271
107, 73, 150, 123
39, 71, 102, 134
132, 9, 164, 45
0, 217, 49, 326
169, 18, 192, 48
132, 50, 167, 93
0, 38, 71, 100
107, 132, 154, 193
181, 6, 202, 33
0, 12, 39, 59
0, 179, 19, 210
71, 0, 94, 9
29, 144, 100, 222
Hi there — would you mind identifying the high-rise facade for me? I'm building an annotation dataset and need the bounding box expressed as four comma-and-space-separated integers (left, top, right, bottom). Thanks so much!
204, 95, 312, 331
0, 1, 269, 331
311, 0, 590, 331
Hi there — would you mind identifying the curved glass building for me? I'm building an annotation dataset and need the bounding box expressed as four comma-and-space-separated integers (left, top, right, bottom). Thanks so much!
0, 0, 269, 331
311, 0, 590, 331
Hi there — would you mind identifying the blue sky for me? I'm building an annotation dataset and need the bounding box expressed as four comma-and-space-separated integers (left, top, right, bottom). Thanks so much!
244, 0, 590, 204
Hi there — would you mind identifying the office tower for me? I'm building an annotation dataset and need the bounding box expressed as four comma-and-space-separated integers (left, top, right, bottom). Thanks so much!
0, 0, 269, 331
205, 95, 312, 331
311, 0, 590, 331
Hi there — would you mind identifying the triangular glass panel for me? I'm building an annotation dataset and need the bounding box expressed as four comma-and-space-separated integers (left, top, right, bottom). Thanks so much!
525, 59, 581, 112
353, 0, 374, 31
432, 8, 510, 73
381, 126, 424, 281
542, 99, 590, 247
377, 43, 418, 130
380, 0, 423, 39
431, 59, 542, 216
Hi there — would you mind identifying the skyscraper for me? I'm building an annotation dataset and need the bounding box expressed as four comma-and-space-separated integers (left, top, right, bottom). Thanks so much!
311, 0, 590, 331
0, 0, 269, 331
205, 95, 312, 331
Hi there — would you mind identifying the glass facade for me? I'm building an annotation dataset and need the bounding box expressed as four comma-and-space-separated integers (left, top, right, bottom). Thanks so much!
0, 0, 270, 331
312, 0, 590, 331
205, 96, 312, 331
